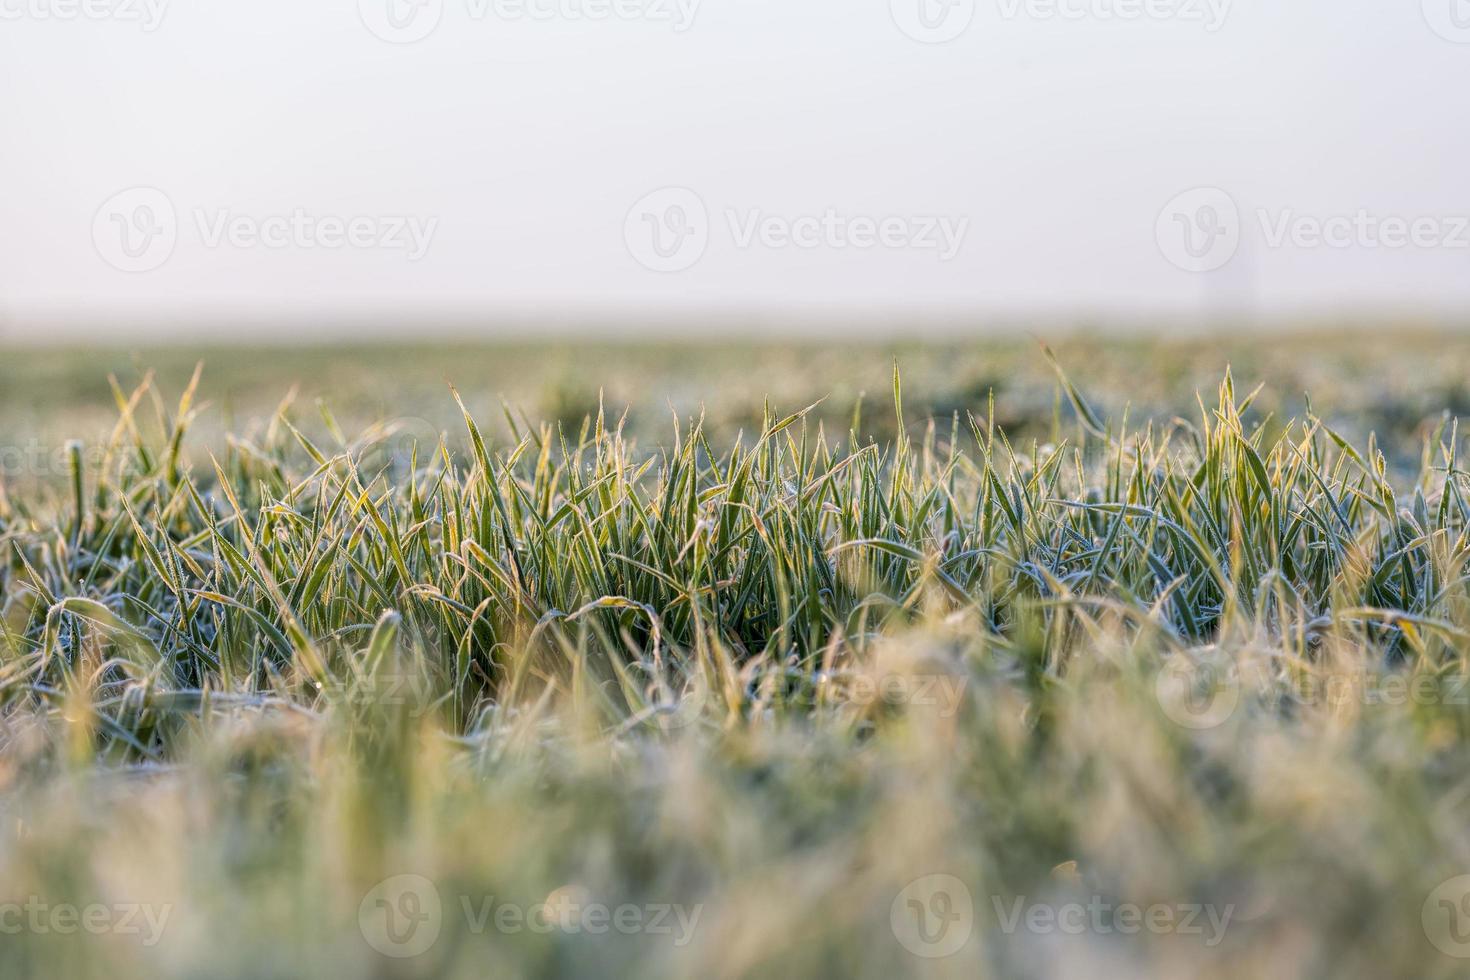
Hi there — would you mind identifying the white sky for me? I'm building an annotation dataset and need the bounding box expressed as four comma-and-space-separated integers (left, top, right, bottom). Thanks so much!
2, 0, 1469, 340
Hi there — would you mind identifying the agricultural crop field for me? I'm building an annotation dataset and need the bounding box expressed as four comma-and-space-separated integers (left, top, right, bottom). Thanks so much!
3, 330, 1470, 978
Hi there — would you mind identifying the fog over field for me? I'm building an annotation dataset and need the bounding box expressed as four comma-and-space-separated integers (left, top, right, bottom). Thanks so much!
3, 0, 1470, 339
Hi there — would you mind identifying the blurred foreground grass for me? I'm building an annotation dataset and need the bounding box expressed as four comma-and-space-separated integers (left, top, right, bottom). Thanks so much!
2, 331, 1470, 978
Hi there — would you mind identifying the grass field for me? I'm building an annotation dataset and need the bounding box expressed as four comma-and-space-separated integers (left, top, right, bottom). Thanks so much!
4, 331, 1470, 978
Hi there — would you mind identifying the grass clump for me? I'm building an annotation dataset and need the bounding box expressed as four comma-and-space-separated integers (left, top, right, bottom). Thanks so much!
0, 354, 1469, 978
